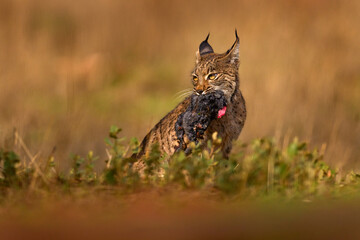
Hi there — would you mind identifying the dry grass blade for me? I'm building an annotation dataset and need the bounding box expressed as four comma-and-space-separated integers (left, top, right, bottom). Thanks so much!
105, 148, 112, 169
14, 129, 49, 186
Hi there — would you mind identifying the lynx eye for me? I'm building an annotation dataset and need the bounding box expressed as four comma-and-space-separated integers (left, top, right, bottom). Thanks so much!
208, 73, 217, 80
192, 75, 198, 82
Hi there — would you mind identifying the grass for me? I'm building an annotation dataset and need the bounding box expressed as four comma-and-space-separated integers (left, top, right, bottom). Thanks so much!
1, 126, 360, 239
1, 126, 359, 202
0, 127, 360, 240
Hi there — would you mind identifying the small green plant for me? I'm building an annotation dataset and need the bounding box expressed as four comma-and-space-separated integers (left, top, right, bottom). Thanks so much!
164, 142, 215, 188
69, 151, 98, 184
0, 150, 20, 186
103, 125, 139, 188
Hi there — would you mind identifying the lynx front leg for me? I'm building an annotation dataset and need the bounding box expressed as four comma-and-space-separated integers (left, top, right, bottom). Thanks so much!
221, 137, 233, 159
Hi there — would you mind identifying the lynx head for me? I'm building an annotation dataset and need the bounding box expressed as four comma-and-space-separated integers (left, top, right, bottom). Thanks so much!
192, 31, 240, 101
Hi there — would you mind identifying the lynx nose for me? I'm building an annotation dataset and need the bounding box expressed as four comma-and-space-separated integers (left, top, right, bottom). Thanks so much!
195, 85, 205, 95
196, 89, 204, 95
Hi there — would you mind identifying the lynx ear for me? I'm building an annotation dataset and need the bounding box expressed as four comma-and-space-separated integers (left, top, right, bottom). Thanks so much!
196, 33, 214, 63
199, 33, 214, 55
224, 30, 240, 66
195, 50, 201, 64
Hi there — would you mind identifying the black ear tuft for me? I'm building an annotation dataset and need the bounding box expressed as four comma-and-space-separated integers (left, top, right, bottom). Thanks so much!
235, 29, 239, 41
222, 29, 240, 66
199, 33, 214, 56
226, 29, 240, 55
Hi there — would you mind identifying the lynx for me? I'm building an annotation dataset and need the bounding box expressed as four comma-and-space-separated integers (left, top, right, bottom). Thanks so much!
134, 31, 246, 161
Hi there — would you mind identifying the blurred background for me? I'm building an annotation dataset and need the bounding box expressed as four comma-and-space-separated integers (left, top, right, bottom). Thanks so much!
0, 0, 359, 169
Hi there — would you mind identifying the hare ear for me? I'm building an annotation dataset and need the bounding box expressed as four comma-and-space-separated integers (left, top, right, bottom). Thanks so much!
224, 30, 240, 66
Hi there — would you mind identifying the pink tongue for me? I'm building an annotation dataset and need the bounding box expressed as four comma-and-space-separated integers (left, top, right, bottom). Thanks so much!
217, 106, 227, 118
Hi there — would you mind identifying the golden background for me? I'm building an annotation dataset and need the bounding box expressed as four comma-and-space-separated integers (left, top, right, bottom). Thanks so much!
0, 0, 359, 169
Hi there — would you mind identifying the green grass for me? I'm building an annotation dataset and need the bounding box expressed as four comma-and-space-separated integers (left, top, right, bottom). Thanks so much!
1, 125, 359, 202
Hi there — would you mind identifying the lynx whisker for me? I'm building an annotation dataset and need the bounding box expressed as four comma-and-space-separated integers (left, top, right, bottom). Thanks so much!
175, 92, 193, 100
174, 88, 192, 97
173, 89, 193, 101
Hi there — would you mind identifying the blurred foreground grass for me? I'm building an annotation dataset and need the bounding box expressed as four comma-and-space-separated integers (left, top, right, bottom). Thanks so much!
1, 127, 360, 239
